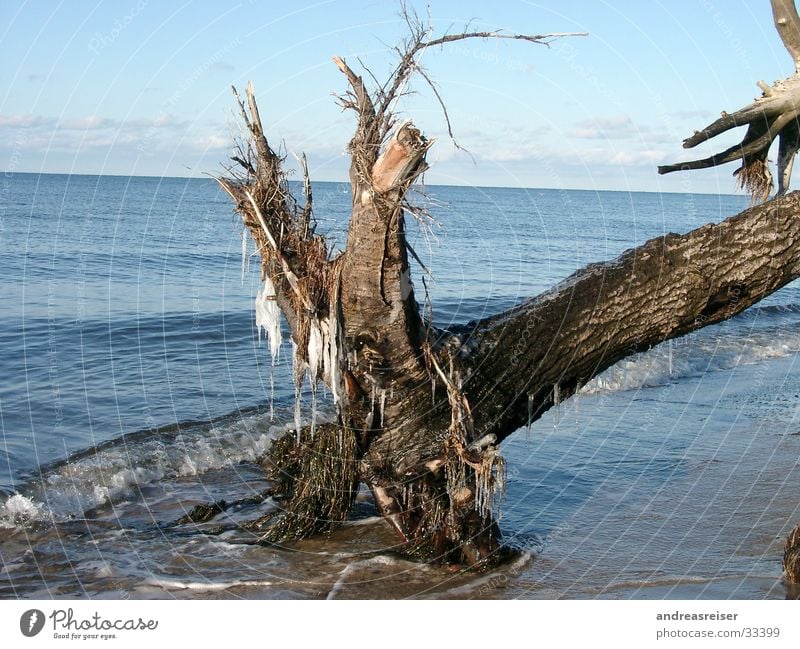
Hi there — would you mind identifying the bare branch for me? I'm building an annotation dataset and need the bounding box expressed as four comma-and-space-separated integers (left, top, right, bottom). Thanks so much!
244, 190, 312, 311
293, 151, 313, 238
413, 63, 472, 155
661, 4, 800, 199
778, 118, 800, 193
659, 107, 799, 175
423, 29, 587, 49
377, 27, 586, 134
681, 100, 781, 149
332, 55, 383, 181
332, 55, 377, 121
772, 0, 800, 71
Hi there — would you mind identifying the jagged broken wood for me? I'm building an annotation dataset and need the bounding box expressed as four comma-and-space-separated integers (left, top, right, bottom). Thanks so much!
659, 0, 800, 201
216, 8, 800, 567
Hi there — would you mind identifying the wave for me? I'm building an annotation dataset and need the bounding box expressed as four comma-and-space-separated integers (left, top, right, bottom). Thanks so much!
3, 298, 799, 527
140, 578, 274, 593
0, 410, 290, 529
583, 319, 800, 394
747, 302, 800, 316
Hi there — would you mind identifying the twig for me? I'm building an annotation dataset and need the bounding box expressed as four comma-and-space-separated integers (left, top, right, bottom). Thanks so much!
244, 190, 312, 310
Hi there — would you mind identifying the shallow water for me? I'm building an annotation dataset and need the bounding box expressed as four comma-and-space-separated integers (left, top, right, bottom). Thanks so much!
2, 174, 799, 599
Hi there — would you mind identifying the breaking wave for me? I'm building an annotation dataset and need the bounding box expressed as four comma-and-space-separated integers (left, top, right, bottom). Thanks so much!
583, 306, 800, 394
0, 410, 287, 529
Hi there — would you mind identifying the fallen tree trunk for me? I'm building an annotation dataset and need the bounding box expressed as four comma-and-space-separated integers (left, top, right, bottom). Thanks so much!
355, 193, 800, 564
216, 8, 800, 567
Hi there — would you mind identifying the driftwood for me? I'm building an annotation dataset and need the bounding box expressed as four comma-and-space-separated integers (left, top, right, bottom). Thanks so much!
216, 7, 800, 567
659, 0, 800, 202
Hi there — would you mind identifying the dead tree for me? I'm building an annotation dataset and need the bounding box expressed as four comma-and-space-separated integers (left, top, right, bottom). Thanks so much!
217, 9, 800, 568
659, 0, 800, 202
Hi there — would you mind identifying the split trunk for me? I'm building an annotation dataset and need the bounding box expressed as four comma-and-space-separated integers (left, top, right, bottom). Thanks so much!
219, 84, 800, 566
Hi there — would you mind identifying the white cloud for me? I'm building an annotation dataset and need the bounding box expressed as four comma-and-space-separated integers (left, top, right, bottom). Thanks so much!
0, 110, 201, 161
0, 114, 54, 128
62, 116, 115, 130
126, 113, 188, 129
569, 115, 639, 139
608, 149, 668, 165
480, 144, 542, 162
190, 134, 229, 151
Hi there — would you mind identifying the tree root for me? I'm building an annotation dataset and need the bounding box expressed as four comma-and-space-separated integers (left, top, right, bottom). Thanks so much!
258, 423, 359, 543
658, 1, 800, 201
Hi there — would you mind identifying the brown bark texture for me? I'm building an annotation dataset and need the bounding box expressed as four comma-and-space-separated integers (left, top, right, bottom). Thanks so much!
215, 10, 800, 567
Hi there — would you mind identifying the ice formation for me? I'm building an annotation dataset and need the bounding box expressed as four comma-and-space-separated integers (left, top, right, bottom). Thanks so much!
308, 320, 324, 384
255, 277, 282, 361
241, 229, 248, 283
326, 282, 345, 408
553, 383, 561, 428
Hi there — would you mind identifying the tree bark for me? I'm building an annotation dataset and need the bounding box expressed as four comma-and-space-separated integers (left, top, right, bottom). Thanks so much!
356, 193, 800, 565
216, 9, 800, 568
774, 0, 800, 71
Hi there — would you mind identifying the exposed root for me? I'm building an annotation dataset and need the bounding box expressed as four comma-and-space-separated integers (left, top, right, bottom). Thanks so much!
259, 423, 359, 542
382, 342, 506, 567
658, 1, 800, 200
398, 473, 503, 568
427, 344, 506, 522
214, 9, 583, 566
734, 155, 773, 204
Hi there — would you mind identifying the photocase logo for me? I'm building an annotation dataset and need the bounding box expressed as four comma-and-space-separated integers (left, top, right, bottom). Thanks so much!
20, 609, 45, 637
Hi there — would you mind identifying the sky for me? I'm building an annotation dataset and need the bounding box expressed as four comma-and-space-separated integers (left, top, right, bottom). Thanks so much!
0, 0, 796, 193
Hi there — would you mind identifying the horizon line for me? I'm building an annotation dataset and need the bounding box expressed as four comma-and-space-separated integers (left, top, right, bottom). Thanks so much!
3, 169, 744, 198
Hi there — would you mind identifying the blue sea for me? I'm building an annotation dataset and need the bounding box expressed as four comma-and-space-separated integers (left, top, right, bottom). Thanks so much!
1, 172, 800, 599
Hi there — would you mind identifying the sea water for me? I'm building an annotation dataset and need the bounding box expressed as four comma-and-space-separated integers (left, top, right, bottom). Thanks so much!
1, 173, 799, 599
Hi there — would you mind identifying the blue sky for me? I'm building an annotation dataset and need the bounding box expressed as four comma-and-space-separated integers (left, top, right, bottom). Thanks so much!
0, 0, 795, 192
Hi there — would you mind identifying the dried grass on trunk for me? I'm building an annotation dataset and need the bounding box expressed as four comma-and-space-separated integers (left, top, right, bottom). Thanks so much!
260, 423, 359, 542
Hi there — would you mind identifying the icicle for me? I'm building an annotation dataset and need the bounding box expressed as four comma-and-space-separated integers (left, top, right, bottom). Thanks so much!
241, 229, 248, 284
379, 389, 387, 429
255, 277, 282, 362
526, 392, 534, 441
328, 311, 342, 407
668, 338, 673, 377
292, 341, 303, 443
294, 394, 302, 443
310, 388, 317, 437
269, 368, 275, 421
308, 319, 324, 384
553, 383, 561, 429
